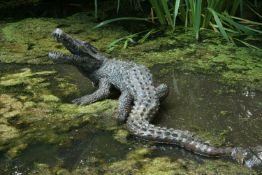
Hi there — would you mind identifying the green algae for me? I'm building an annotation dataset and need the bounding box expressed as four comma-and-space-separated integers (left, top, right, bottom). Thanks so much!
113, 129, 129, 144
19, 147, 257, 175
0, 13, 261, 174
104, 148, 256, 175
0, 67, 118, 158
0, 13, 128, 64
0, 13, 261, 90
55, 77, 79, 98
194, 129, 228, 147
0, 18, 59, 64
114, 30, 262, 91
0, 68, 55, 87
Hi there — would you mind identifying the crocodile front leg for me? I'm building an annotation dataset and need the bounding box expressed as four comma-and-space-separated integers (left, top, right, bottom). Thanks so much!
72, 78, 111, 105
117, 91, 133, 124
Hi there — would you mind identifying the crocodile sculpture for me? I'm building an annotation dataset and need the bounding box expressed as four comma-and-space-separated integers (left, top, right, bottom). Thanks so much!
49, 28, 262, 168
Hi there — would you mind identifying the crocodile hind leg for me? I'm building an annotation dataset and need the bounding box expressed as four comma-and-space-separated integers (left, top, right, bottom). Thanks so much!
117, 91, 133, 124
72, 78, 111, 105
156, 83, 169, 101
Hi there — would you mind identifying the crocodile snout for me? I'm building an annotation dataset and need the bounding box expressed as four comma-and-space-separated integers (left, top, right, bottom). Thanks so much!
52, 28, 64, 39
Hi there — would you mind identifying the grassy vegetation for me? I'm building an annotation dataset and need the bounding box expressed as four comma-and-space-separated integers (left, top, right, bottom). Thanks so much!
146, 0, 261, 42
95, 0, 262, 48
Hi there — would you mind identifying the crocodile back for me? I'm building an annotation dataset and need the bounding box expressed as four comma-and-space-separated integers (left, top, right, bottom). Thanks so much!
123, 65, 159, 121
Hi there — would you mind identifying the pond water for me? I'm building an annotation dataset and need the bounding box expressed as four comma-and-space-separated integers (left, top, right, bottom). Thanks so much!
0, 63, 261, 174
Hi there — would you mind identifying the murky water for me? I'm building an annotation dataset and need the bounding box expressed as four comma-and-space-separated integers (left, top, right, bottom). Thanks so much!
152, 64, 262, 147
0, 63, 261, 174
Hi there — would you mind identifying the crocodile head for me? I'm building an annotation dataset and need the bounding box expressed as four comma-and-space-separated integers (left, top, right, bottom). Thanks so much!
51, 28, 89, 56
49, 28, 105, 72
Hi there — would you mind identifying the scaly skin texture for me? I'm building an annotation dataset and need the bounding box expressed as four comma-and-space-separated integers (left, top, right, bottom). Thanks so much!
49, 28, 262, 168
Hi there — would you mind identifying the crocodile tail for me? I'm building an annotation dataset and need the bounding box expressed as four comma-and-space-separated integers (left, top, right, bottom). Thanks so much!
123, 65, 260, 163
127, 117, 232, 157
127, 97, 233, 157
127, 100, 262, 168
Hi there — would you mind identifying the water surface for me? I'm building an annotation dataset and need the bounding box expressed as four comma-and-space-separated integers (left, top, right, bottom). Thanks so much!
0, 63, 261, 174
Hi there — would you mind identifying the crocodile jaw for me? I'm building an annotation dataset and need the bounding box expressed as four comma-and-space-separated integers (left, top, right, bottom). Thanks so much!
52, 28, 85, 56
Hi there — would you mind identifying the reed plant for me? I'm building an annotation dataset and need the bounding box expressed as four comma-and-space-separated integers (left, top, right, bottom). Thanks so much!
148, 0, 261, 42
95, 0, 261, 48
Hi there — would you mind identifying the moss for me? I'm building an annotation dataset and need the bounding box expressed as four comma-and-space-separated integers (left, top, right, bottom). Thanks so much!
29, 163, 53, 175
55, 77, 79, 98
40, 94, 60, 102
126, 148, 152, 160
104, 147, 256, 175
6, 143, 28, 158
0, 18, 59, 64
19, 147, 257, 175
113, 129, 129, 144
0, 13, 128, 64
195, 129, 229, 147
0, 68, 118, 157
0, 124, 20, 145
104, 148, 153, 175
114, 29, 262, 91
1, 13, 261, 90
136, 157, 183, 175
0, 68, 56, 87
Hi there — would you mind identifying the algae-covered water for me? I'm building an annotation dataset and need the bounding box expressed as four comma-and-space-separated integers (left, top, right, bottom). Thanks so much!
0, 63, 261, 174
0, 11, 261, 175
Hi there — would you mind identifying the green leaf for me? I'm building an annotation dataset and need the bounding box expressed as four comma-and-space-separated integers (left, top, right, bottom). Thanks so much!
208, 7, 230, 42
94, 17, 150, 28
160, 0, 173, 26
173, 0, 181, 29
94, 0, 98, 19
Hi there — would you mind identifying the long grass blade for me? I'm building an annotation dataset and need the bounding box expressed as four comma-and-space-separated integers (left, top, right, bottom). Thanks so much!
94, 0, 98, 19
195, 0, 202, 40
138, 29, 159, 43
254, 0, 257, 7
220, 12, 262, 34
239, 0, 243, 17
234, 38, 262, 50
231, 16, 262, 26
230, 0, 239, 16
94, 17, 150, 28
117, 0, 120, 14
208, 7, 230, 42
173, 0, 181, 29
184, 0, 189, 30
189, 0, 202, 40
160, 0, 173, 26
149, 0, 167, 25
247, 4, 262, 19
